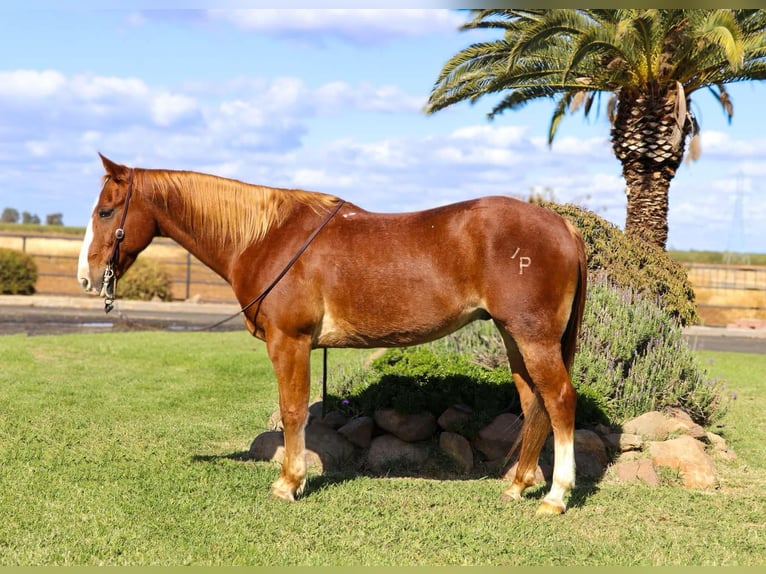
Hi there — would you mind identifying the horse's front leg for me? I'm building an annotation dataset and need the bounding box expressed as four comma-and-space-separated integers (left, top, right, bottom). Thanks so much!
266, 331, 312, 501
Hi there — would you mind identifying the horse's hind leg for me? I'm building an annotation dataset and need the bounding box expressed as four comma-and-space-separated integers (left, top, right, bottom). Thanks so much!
498, 330, 576, 515
266, 332, 312, 501
497, 331, 551, 501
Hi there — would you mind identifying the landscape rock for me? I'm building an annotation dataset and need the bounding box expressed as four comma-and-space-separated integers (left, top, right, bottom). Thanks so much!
248, 424, 355, 473
706, 431, 738, 461
253, 400, 732, 494
593, 423, 613, 436
308, 400, 324, 422
373, 409, 437, 443
337, 416, 375, 449
439, 431, 474, 473
622, 411, 672, 440
611, 458, 659, 486
305, 422, 356, 471
649, 435, 719, 489
602, 432, 643, 453
249, 430, 285, 463
365, 434, 430, 473
437, 404, 473, 432
472, 413, 522, 461
318, 410, 349, 430
574, 429, 609, 478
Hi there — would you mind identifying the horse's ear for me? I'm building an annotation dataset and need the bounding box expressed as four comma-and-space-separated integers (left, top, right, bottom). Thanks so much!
99, 153, 130, 182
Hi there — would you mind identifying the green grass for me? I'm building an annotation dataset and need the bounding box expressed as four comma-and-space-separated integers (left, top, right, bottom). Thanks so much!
0, 332, 764, 565
668, 249, 766, 265
0, 222, 85, 236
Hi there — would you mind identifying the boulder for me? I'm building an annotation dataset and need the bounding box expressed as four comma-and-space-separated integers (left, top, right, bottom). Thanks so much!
472, 413, 522, 461
602, 432, 643, 453
365, 434, 430, 474
305, 422, 356, 471
706, 431, 738, 461
611, 458, 659, 486
337, 416, 375, 449
439, 431, 474, 473
437, 404, 473, 432
574, 429, 608, 479
318, 410, 349, 430
649, 435, 718, 489
373, 409, 437, 443
248, 424, 356, 473
622, 411, 671, 440
249, 430, 285, 463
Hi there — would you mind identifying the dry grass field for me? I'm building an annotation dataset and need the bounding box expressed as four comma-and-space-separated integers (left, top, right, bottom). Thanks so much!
686, 264, 766, 325
2, 232, 765, 324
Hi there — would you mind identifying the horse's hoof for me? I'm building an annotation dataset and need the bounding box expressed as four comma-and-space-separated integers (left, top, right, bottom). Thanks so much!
270, 483, 296, 502
535, 500, 566, 516
500, 484, 525, 502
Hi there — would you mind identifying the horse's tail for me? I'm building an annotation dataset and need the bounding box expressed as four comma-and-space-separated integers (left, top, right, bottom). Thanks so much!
561, 220, 587, 374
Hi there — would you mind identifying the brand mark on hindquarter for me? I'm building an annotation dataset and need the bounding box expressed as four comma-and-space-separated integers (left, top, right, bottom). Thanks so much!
511, 247, 531, 275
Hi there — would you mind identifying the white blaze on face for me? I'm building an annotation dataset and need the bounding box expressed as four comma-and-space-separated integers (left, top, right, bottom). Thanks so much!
77, 200, 98, 292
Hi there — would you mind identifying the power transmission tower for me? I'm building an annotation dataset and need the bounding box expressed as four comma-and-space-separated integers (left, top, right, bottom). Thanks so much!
723, 172, 750, 265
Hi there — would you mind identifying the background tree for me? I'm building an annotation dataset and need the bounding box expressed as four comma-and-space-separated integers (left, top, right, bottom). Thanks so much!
426, 9, 766, 249
46, 213, 64, 226
21, 212, 41, 225
1, 208, 19, 223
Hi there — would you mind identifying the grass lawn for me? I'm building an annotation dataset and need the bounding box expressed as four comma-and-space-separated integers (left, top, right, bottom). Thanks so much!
0, 331, 763, 566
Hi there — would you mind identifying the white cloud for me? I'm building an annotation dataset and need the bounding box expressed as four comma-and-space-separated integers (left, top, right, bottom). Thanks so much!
150, 92, 199, 127
205, 9, 464, 44
699, 129, 766, 158
0, 69, 66, 100
315, 82, 423, 113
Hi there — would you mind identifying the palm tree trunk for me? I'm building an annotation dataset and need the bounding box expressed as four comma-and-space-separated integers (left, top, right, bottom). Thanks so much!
622, 165, 673, 248
611, 86, 690, 250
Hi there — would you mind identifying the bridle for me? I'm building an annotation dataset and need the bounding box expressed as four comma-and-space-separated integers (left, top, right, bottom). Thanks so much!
103, 168, 135, 314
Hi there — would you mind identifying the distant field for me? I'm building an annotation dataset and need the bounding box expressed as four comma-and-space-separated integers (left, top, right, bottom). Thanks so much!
0, 222, 84, 236
669, 249, 766, 266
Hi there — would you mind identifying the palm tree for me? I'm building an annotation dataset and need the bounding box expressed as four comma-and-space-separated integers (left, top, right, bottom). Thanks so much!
425, 9, 766, 249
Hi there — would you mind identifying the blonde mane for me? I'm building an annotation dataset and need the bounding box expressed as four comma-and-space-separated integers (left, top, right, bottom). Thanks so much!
140, 169, 339, 252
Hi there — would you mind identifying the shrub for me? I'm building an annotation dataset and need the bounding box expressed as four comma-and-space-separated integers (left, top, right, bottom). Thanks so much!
0, 248, 37, 294
535, 200, 699, 326
118, 259, 173, 302
571, 280, 725, 426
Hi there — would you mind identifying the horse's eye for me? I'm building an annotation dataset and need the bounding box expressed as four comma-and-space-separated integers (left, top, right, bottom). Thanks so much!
98, 208, 114, 219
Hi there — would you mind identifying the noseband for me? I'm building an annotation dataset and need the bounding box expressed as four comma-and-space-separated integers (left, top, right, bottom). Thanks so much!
103, 168, 135, 314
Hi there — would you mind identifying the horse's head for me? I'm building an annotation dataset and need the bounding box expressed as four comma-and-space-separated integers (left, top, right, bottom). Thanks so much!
77, 154, 157, 307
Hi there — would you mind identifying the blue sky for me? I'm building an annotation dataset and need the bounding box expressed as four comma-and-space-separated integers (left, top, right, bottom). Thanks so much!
1, 8, 764, 252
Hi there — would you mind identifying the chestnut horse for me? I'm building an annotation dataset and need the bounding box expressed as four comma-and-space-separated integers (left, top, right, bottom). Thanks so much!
78, 154, 587, 515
